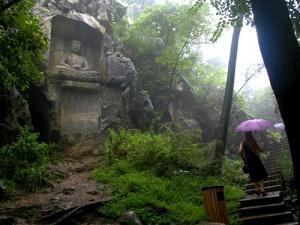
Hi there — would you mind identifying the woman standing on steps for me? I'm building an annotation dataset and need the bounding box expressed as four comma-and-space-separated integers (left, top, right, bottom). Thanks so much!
239, 131, 268, 196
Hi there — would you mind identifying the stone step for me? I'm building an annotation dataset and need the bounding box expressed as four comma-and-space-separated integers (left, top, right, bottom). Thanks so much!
245, 179, 281, 190
239, 211, 293, 225
266, 150, 282, 155
238, 203, 286, 217
264, 158, 280, 164
265, 149, 282, 153
265, 152, 282, 158
245, 185, 281, 195
264, 162, 280, 169
245, 174, 281, 186
273, 223, 298, 225
267, 169, 281, 176
266, 167, 281, 174
264, 157, 280, 163
264, 157, 282, 165
265, 155, 281, 162
240, 192, 282, 208
266, 174, 281, 181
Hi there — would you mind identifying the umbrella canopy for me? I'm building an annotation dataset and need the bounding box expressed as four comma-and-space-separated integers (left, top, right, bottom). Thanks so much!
235, 119, 272, 132
274, 122, 285, 131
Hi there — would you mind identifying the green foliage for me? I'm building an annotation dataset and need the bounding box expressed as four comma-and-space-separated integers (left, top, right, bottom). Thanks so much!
0, 127, 48, 191
222, 157, 247, 186
193, 0, 300, 41
92, 161, 245, 225
0, 0, 47, 90
266, 130, 282, 141
187, 63, 226, 99
96, 129, 246, 224
278, 150, 296, 198
113, 4, 212, 111
193, 0, 250, 41
105, 129, 203, 176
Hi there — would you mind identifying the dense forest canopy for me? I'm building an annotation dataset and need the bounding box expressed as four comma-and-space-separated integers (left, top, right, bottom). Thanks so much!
114, 3, 231, 115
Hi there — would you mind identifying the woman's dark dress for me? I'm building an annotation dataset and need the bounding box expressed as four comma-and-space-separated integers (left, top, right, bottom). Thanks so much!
243, 141, 268, 182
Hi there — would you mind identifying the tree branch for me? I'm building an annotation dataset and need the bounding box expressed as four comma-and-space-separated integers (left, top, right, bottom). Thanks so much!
164, 24, 194, 117
234, 73, 256, 97
234, 63, 264, 97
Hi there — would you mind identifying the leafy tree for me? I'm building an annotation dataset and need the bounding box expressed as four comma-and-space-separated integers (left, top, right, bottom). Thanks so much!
188, 63, 226, 97
0, 0, 47, 91
195, 0, 300, 212
116, 4, 211, 112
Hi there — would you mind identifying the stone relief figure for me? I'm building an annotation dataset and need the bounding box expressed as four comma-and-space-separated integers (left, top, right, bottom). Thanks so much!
59, 39, 90, 70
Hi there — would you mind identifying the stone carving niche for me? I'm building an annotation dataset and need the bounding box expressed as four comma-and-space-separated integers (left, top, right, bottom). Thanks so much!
48, 15, 103, 76
47, 15, 104, 140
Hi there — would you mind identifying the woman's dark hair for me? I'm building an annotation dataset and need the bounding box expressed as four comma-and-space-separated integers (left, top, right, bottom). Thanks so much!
244, 131, 260, 154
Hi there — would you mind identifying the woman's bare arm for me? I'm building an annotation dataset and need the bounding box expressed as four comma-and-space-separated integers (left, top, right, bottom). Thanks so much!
239, 143, 244, 159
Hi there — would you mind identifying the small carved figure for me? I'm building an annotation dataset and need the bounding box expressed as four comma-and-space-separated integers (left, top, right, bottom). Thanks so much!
60, 39, 89, 70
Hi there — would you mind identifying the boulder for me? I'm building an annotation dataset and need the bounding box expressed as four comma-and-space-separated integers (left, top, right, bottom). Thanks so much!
119, 211, 143, 225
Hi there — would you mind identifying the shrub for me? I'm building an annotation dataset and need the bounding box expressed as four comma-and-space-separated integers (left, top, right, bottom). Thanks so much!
222, 157, 247, 187
95, 129, 245, 224
0, 127, 48, 191
105, 129, 203, 176
277, 150, 296, 199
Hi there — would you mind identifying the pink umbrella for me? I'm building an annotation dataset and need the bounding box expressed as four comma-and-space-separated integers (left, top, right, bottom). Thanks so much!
274, 122, 285, 131
235, 119, 272, 132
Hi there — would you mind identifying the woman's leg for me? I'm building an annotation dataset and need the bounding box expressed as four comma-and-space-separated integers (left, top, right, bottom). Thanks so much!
260, 180, 267, 196
260, 180, 265, 192
254, 181, 260, 195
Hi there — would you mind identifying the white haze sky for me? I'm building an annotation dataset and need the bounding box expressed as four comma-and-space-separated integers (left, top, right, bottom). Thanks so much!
201, 26, 271, 91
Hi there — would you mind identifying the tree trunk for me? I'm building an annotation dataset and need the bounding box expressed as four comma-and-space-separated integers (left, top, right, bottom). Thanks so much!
213, 16, 242, 173
250, 0, 300, 214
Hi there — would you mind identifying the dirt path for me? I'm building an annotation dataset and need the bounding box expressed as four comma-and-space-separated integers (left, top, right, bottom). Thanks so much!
0, 155, 114, 224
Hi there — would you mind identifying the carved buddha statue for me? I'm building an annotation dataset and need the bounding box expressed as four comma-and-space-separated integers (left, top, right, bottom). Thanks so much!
59, 39, 90, 71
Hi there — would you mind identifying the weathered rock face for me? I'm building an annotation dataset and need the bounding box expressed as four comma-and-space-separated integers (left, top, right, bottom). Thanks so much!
30, 0, 154, 155
101, 52, 155, 132
167, 77, 200, 131
165, 76, 254, 157
0, 88, 32, 147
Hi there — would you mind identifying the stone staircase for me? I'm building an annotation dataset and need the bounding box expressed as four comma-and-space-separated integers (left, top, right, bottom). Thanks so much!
238, 139, 298, 225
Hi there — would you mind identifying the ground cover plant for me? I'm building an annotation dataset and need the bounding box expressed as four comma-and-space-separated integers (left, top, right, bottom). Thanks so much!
0, 127, 48, 192
92, 129, 246, 225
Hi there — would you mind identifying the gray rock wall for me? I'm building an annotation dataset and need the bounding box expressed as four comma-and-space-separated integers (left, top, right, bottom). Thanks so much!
30, 0, 154, 156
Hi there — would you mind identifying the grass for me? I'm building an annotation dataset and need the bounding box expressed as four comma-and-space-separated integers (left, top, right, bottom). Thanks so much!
92, 160, 245, 225
92, 129, 246, 224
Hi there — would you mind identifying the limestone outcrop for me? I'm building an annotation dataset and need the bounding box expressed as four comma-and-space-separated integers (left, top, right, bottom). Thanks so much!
167, 76, 200, 131
30, 0, 154, 154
